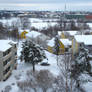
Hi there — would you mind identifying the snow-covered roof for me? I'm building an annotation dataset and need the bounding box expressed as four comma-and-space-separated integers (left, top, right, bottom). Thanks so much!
37, 33, 50, 41
75, 35, 92, 45
0, 40, 12, 51
19, 29, 30, 34
66, 31, 78, 36
58, 31, 78, 36
60, 39, 71, 47
58, 31, 62, 36
47, 38, 55, 47
47, 38, 71, 47
26, 31, 41, 38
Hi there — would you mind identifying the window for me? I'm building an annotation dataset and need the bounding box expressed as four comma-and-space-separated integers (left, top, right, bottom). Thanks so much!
14, 44, 17, 48
3, 57, 11, 66
15, 59, 17, 63
65, 48, 68, 52
3, 66, 10, 75
15, 52, 17, 55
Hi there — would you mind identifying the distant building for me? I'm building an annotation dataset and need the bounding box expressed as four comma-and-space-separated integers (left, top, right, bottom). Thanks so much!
65, 14, 85, 20
18, 29, 30, 39
0, 40, 17, 81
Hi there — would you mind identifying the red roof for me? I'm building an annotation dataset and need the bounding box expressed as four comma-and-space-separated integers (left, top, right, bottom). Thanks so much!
85, 15, 92, 19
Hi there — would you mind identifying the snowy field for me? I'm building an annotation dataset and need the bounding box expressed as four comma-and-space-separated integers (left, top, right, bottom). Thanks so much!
31, 22, 57, 29
0, 18, 58, 30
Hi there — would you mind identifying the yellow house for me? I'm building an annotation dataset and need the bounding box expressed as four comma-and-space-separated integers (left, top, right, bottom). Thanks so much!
61, 32, 66, 39
20, 30, 28, 39
72, 38, 80, 55
58, 31, 66, 39
72, 35, 92, 55
47, 38, 71, 54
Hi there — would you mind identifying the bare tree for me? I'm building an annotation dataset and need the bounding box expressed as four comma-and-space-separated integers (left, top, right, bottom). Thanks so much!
17, 70, 55, 92
19, 16, 31, 30
36, 70, 55, 92
56, 53, 85, 92
56, 53, 76, 92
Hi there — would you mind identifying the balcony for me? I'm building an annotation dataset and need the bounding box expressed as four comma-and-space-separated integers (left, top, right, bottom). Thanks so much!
3, 70, 12, 81
4, 60, 12, 71
3, 51, 12, 62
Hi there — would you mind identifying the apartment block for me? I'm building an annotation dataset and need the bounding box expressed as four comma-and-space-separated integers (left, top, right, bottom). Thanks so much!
0, 40, 17, 81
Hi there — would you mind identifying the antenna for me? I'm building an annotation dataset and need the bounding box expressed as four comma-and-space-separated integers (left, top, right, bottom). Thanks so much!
64, 1, 66, 18
65, 3, 66, 13
64, 0, 67, 14
64, 0, 67, 31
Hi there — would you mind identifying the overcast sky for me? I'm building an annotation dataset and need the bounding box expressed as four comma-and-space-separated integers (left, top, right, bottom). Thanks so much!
0, 0, 92, 11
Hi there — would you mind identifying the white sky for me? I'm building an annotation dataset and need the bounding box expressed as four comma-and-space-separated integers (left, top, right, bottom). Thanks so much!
0, 0, 92, 11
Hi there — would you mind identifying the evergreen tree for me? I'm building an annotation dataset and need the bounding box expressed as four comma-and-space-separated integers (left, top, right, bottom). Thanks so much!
54, 36, 60, 65
20, 40, 46, 71
20, 40, 30, 62
71, 45, 92, 87
54, 36, 60, 55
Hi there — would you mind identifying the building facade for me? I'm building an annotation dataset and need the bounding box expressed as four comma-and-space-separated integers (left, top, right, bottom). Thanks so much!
0, 40, 17, 81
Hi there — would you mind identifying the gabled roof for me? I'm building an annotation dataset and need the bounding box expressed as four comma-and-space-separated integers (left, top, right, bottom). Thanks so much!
66, 31, 78, 36
19, 29, 30, 34
47, 38, 71, 47
58, 31, 78, 36
60, 39, 71, 47
26, 31, 41, 38
74, 35, 92, 45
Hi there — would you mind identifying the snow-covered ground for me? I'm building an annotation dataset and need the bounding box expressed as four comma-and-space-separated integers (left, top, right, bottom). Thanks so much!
30, 18, 58, 23
0, 18, 58, 30
31, 22, 57, 30
87, 23, 92, 29
84, 82, 92, 92
0, 41, 60, 92
0, 18, 18, 24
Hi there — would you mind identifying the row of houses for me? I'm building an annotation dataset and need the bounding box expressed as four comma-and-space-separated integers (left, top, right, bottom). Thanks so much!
19, 29, 92, 57
47, 30, 92, 57
0, 40, 17, 81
